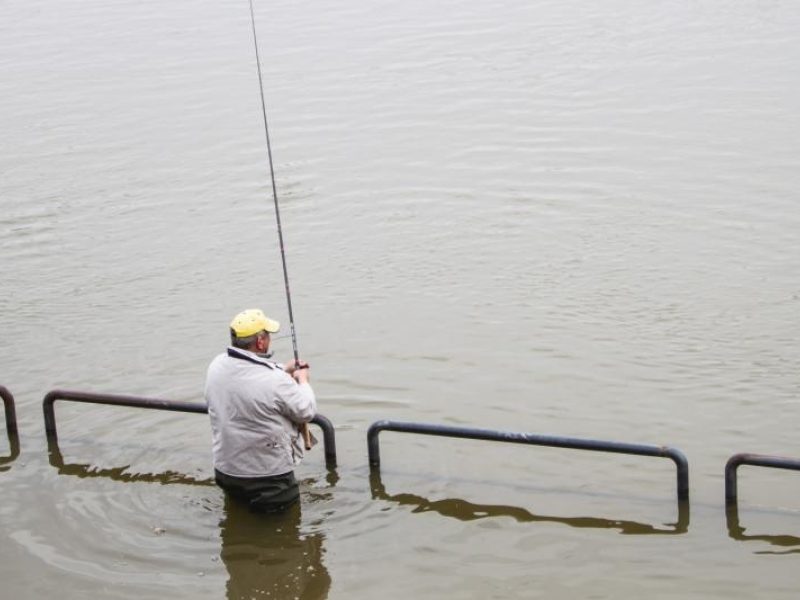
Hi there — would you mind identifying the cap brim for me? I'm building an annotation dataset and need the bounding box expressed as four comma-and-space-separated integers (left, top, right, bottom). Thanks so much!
264, 318, 281, 333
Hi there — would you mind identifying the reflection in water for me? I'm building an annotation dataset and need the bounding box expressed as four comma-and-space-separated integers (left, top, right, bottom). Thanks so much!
370, 471, 689, 535
46, 436, 214, 486
726, 502, 800, 555
0, 432, 20, 472
220, 496, 331, 600
46, 435, 332, 593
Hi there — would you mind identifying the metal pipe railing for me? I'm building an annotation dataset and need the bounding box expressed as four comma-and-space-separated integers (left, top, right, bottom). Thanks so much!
725, 453, 800, 505
1, 385, 18, 438
367, 420, 689, 500
42, 389, 337, 469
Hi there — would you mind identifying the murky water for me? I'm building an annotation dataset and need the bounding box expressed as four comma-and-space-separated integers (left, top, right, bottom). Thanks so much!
1, 0, 799, 597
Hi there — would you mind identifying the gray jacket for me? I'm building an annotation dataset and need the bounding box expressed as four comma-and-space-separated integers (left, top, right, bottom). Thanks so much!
205, 347, 316, 478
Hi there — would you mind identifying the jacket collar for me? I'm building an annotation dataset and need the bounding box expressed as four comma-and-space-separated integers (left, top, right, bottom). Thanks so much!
226, 347, 276, 369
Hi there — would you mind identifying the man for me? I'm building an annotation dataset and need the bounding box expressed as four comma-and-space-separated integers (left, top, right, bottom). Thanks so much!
205, 308, 316, 512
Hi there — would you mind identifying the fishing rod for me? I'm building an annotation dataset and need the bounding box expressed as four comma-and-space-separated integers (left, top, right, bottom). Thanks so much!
247, 0, 313, 450
247, 0, 302, 369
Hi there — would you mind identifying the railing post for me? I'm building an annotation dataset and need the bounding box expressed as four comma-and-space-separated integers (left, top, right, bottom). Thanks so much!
0, 386, 20, 468
367, 420, 389, 468
43, 391, 58, 441
1, 386, 18, 438
665, 447, 690, 502
725, 454, 742, 505
311, 413, 337, 469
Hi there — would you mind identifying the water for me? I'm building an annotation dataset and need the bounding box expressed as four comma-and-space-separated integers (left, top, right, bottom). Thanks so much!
1, 0, 799, 597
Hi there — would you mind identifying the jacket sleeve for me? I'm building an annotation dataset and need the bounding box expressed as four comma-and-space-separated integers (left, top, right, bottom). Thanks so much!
274, 371, 317, 423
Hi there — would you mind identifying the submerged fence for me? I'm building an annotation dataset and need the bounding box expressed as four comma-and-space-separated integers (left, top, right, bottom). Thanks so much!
0, 383, 795, 528
367, 420, 690, 501
42, 389, 337, 469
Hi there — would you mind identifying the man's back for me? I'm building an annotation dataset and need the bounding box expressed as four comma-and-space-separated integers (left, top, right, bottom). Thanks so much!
206, 347, 316, 478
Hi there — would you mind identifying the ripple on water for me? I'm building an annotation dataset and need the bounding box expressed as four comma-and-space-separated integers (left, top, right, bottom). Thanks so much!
9, 479, 224, 592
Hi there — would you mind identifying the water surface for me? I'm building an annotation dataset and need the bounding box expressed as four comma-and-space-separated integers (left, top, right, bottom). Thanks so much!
1, 0, 799, 598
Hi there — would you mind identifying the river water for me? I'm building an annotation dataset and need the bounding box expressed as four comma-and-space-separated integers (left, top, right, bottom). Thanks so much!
1, 0, 799, 597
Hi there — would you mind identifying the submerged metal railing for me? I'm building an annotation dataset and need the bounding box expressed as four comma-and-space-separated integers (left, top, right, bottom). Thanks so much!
368, 420, 689, 500
725, 453, 800, 505
1, 385, 18, 438
42, 389, 337, 469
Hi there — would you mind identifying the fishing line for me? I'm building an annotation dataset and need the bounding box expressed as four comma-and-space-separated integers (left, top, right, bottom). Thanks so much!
247, 0, 301, 367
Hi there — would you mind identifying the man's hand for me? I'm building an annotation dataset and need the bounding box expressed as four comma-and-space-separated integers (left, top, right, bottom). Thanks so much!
293, 366, 310, 385
285, 359, 310, 383
284, 358, 309, 373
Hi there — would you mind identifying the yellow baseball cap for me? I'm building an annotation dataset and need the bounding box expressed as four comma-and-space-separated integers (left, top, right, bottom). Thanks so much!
229, 309, 281, 338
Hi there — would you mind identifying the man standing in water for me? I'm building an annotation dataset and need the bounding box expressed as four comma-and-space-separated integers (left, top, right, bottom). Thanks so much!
205, 308, 316, 512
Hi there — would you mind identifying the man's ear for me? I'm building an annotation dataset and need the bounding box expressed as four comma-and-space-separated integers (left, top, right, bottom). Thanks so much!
255, 332, 269, 353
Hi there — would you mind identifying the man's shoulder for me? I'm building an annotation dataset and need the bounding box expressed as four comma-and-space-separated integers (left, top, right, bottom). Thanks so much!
207, 351, 229, 369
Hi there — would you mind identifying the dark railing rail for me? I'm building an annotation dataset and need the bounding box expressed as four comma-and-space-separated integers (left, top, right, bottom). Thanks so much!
1, 385, 18, 438
42, 389, 337, 468
725, 453, 800, 505
368, 420, 689, 501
